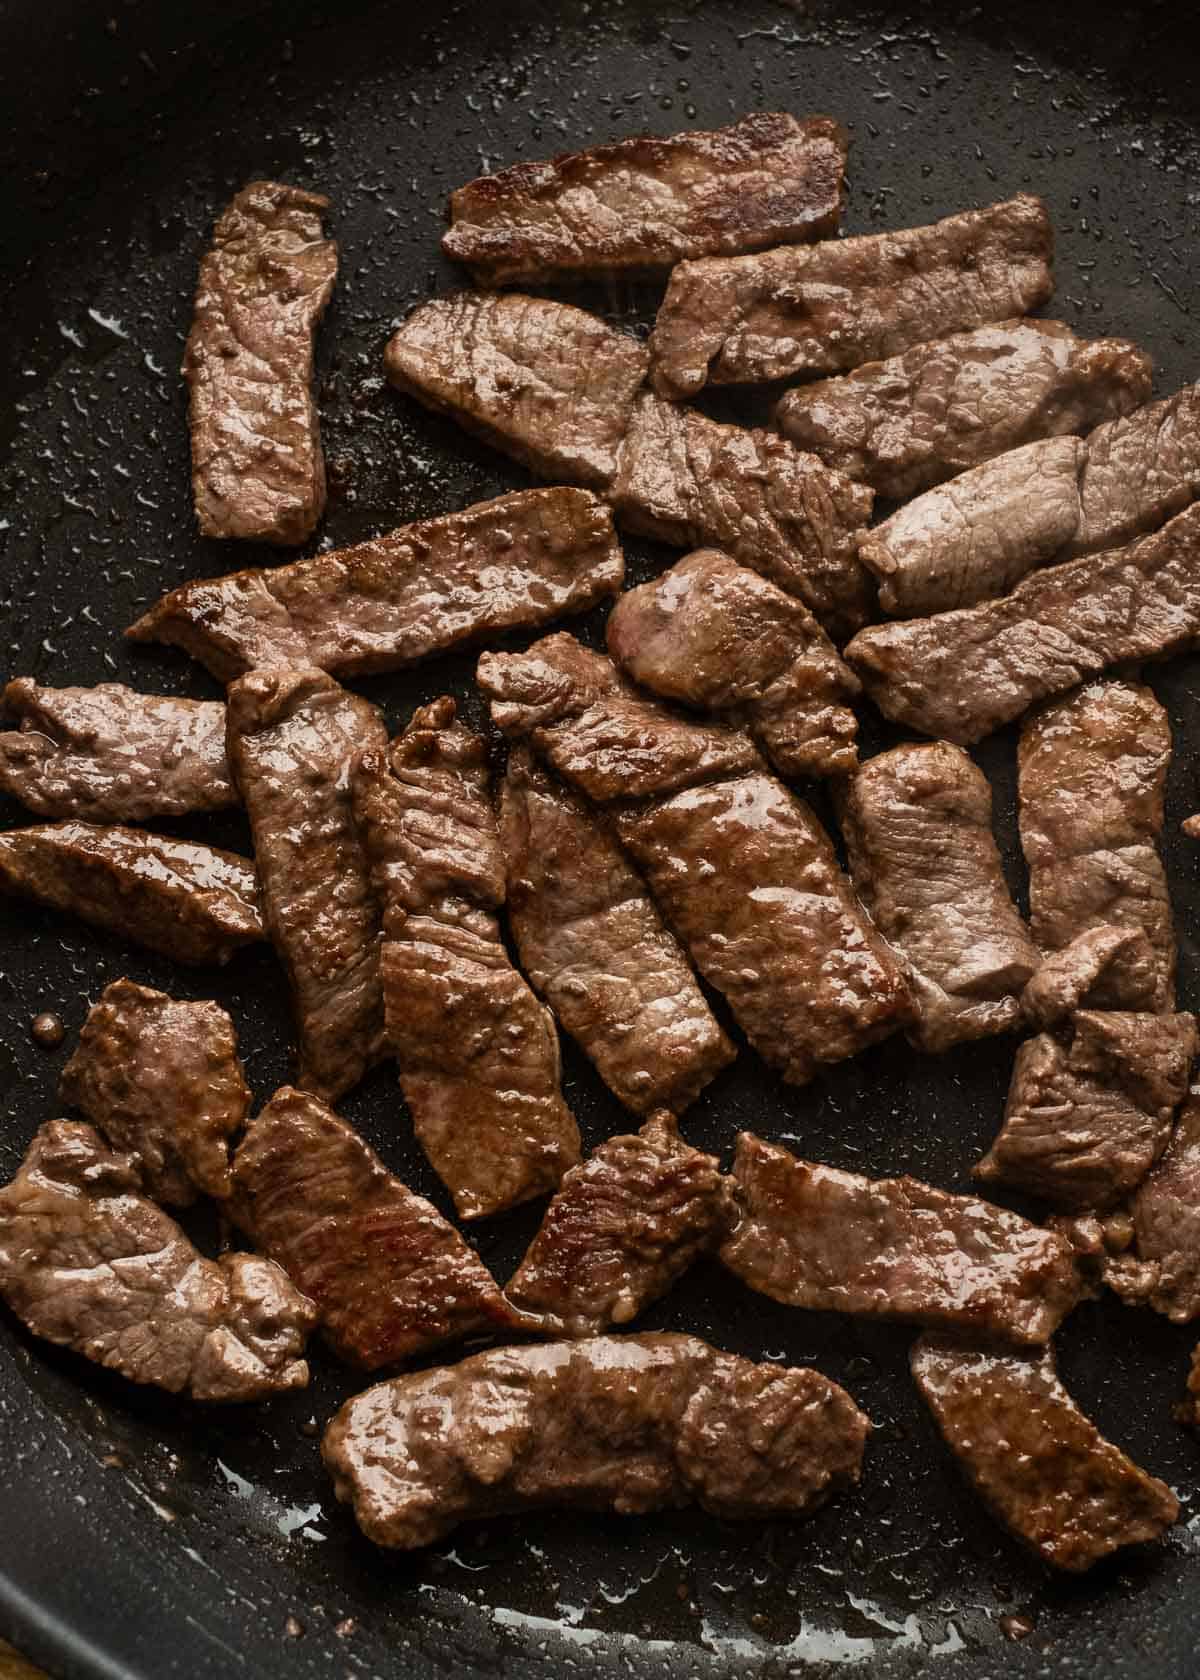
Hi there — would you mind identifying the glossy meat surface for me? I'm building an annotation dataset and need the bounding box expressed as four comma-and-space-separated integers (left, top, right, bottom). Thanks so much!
1108, 1092, 1200, 1322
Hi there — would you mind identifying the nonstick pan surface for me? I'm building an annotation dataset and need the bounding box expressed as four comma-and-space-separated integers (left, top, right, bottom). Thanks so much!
2, 1, 1200, 1675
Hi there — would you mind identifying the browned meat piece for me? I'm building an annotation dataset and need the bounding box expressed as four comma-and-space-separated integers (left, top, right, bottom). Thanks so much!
226, 668, 386, 1102
1185, 815, 1200, 840
858, 437, 1084, 618
844, 502, 1200, 745
384, 294, 648, 488
499, 749, 734, 1113
0, 679, 235, 822
59, 980, 249, 1206
127, 488, 624, 684
1019, 681, 1175, 1012
1069, 382, 1200, 558
606, 549, 860, 778
352, 701, 580, 1220
443, 113, 848, 285
912, 1335, 1178, 1572
0, 821, 262, 964
507, 1112, 733, 1334
838, 743, 1038, 1052
323, 1332, 868, 1549
1021, 926, 1157, 1029
976, 1011, 1197, 1212
721, 1132, 1080, 1345
0, 1121, 314, 1400
650, 195, 1054, 399
775, 319, 1151, 501
184, 181, 336, 545
1107, 1092, 1200, 1321
611, 393, 875, 640
1182, 1348, 1200, 1428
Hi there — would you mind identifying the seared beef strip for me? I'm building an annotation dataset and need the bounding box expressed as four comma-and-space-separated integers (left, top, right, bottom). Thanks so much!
0, 679, 235, 822
0, 821, 262, 964
226, 667, 386, 1102
844, 501, 1200, 745
912, 1335, 1177, 1571
323, 1332, 868, 1549
649, 194, 1053, 399
720, 1133, 1080, 1345
838, 742, 1038, 1052
1021, 926, 1158, 1029
1184, 815, 1200, 840
507, 1112, 734, 1334
443, 113, 848, 284
1181, 1349, 1200, 1429
352, 700, 580, 1220
0, 1121, 314, 1401
1019, 681, 1175, 1011
1107, 1091, 1200, 1321
60, 979, 249, 1206
975, 1011, 1197, 1212
499, 749, 734, 1113
1069, 381, 1200, 558
606, 549, 861, 778
127, 488, 623, 684
184, 181, 336, 545
775, 318, 1152, 500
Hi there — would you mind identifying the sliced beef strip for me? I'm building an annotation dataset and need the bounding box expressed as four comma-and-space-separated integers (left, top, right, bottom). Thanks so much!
844, 500, 1200, 746
352, 700, 581, 1220
59, 979, 250, 1206
912, 1335, 1178, 1572
1107, 1091, 1200, 1321
1019, 680, 1175, 1012
775, 319, 1152, 501
1021, 926, 1158, 1029
1182, 1348, 1200, 1429
650, 194, 1054, 399
975, 1011, 1198, 1212
384, 294, 648, 489
443, 112, 848, 285
0, 821, 262, 965
127, 488, 624, 685
838, 742, 1038, 1053
720, 1132, 1080, 1346
226, 667, 386, 1102
1184, 815, 1200, 840
499, 748, 734, 1114
1069, 381, 1200, 559
0, 679, 235, 822
323, 1331, 869, 1549
507, 1112, 735, 1334
605, 548, 861, 778
0, 1121, 314, 1401
184, 180, 336, 545
610, 393, 875, 640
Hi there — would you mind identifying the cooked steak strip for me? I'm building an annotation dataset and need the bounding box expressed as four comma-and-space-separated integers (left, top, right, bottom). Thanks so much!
0, 821, 262, 964
844, 501, 1200, 745
127, 488, 623, 684
499, 749, 734, 1113
226, 667, 386, 1102
1021, 926, 1157, 1029
507, 1112, 734, 1334
912, 1336, 1177, 1571
1184, 815, 1200, 840
0, 1121, 314, 1401
0, 679, 235, 822
1107, 1091, 1200, 1321
352, 700, 581, 1220
184, 180, 336, 545
606, 549, 861, 778
650, 194, 1054, 399
60, 979, 249, 1206
443, 112, 848, 285
721, 1132, 1080, 1345
976, 1011, 1197, 1212
1019, 681, 1175, 1012
323, 1331, 869, 1549
1069, 381, 1200, 558
839, 742, 1038, 1052
775, 319, 1151, 501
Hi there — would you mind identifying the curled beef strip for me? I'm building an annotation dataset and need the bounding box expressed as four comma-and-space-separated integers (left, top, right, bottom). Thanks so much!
499, 748, 734, 1114
1107, 1091, 1200, 1321
352, 700, 580, 1220
0, 1121, 314, 1401
184, 180, 336, 545
1068, 380, 1200, 559
720, 1132, 1080, 1346
1021, 926, 1157, 1029
60, 979, 250, 1206
323, 1332, 869, 1550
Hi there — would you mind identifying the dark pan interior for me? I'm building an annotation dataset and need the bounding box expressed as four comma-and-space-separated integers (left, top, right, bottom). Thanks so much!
2, 1, 1200, 1675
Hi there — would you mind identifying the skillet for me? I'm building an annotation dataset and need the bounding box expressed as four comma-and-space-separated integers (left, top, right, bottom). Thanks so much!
2, 0, 1200, 1674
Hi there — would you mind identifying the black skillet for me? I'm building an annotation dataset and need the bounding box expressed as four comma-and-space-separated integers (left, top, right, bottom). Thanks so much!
3, 0, 1200, 1674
